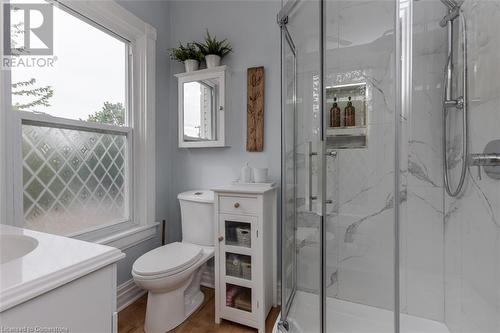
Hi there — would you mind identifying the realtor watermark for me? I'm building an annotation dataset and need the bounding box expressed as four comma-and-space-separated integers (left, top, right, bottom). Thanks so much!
2, 3, 57, 69
2, 55, 56, 68
0, 327, 69, 333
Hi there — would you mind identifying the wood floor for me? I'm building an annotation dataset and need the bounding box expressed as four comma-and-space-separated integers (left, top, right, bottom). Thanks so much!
118, 287, 280, 333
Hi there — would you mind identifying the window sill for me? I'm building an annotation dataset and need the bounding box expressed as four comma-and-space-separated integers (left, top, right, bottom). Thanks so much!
93, 223, 159, 251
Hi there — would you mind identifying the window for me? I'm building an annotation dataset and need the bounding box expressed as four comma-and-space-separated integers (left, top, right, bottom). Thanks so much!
10, 2, 128, 124
2, 0, 156, 238
21, 123, 129, 235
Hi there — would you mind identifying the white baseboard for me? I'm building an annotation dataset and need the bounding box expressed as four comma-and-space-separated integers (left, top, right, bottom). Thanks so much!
117, 279, 146, 312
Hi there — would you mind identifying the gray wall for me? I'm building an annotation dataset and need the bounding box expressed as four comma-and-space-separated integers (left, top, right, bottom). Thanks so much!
166, 0, 282, 242
114, 0, 282, 282
115, 0, 171, 284
116, 235, 161, 285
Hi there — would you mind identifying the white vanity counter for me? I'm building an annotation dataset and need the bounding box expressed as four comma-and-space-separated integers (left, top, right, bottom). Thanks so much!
0, 224, 125, 312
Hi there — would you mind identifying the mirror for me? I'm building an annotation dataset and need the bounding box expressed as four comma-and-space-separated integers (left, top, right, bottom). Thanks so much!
176, 66, 228, 148
183, 80, 218, 142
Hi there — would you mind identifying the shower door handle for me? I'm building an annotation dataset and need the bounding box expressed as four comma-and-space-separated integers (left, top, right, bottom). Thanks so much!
306, 143, 338, 212
305, 141, 317, 212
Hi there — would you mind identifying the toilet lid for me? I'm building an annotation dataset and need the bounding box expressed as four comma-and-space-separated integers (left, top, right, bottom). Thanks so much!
132, 242, 203, 277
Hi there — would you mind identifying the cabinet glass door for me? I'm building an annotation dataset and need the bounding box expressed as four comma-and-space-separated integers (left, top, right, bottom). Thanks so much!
219, 214, 258, 323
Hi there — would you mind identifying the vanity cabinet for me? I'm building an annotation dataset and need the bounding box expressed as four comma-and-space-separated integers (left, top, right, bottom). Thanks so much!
1, 265, 120, 332
212, 185, 277, 333
0, 225, 124, 333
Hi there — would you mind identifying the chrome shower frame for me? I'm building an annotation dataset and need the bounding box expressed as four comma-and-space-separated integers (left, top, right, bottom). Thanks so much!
442, 2, 469, 197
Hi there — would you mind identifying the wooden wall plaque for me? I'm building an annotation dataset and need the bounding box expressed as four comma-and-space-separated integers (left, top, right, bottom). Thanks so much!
246, 66, 265, 152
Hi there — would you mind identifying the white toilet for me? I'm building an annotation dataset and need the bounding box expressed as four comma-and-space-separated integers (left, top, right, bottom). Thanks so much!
132, 190, 215, 333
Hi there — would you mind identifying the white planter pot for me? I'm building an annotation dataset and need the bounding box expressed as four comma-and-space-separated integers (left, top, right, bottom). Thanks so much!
184, 59, 199, 72
205, 54, 221, 68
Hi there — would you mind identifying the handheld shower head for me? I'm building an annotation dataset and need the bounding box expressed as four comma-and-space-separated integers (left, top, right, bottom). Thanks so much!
440, 6, 460, 27
439, 0, 464, 27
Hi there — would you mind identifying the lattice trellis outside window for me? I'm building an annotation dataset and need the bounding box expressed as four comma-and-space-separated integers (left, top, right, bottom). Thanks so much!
21, 123, 130, 235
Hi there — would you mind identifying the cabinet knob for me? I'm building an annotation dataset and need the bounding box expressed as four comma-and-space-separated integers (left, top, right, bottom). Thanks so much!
218, 236, 224, 242
234, 202, 240, 208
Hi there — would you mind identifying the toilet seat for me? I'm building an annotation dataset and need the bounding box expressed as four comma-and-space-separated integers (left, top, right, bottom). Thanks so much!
132, 242, 203, 278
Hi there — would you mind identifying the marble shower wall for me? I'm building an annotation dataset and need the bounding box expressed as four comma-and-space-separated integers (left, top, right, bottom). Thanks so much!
401, 0, 447, 322
323, 0, 446, 322
294, 0, 500, 328
302, 1, 399, 313
444, 1, 500, 332
294, 0, 448, 322
294, 1, 397, 305
307, 2, 452, 324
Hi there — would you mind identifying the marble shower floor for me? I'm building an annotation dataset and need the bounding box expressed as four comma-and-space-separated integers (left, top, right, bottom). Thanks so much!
283, 291, 450, 333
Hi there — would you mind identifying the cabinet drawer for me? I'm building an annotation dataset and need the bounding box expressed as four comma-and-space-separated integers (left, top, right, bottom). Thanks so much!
219, 196, 258, 215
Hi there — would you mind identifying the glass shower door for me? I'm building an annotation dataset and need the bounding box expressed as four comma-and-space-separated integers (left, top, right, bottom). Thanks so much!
281, 24, 297, 320
323, 0, 397, 332
279, 0, 323, 331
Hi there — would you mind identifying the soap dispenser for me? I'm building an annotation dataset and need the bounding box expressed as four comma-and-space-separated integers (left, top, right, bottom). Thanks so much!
330, 97, 341, 127
344, 96, 356, 127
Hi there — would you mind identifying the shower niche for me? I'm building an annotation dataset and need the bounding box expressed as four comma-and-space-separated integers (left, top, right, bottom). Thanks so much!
326, 82, 367, 149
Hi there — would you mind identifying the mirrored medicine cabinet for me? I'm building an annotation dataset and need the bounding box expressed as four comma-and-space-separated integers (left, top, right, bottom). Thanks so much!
175, 66, 229, 148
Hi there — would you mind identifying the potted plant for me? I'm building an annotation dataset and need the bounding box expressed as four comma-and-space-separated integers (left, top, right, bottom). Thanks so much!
195, 30, 233, 69
169, 42, 203, 72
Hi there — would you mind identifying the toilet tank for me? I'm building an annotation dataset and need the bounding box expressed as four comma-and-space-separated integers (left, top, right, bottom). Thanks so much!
177, 190, 214, 246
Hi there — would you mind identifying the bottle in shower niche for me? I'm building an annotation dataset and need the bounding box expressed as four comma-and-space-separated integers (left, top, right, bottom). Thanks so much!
344, 96, 356, 127
330, 97, 341, 127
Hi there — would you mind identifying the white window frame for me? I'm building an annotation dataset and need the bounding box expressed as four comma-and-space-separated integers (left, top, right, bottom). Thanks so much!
0, 0, 157, 246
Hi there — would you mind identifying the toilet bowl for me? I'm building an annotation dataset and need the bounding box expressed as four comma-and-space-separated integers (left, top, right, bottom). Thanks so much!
132, 242, 214, 333
132, 190, 214, 333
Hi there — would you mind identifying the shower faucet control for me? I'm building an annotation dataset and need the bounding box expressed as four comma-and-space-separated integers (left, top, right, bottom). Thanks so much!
469, 140, 500, 180
469, 154, 500, 166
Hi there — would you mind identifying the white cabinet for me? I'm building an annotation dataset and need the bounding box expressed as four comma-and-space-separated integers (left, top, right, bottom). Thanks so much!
0, 264, 120, 333
212, 185, 277, 333
0, 225, 124, 333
